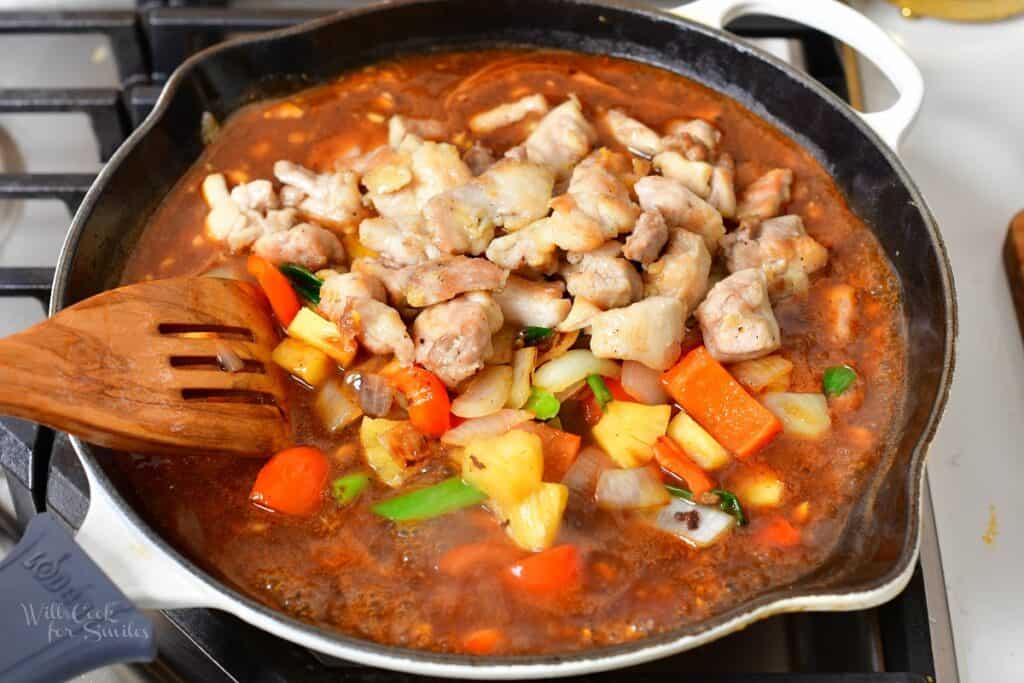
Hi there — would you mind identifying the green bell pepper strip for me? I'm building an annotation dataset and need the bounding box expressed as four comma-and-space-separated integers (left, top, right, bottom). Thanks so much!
371, 477, 486, 522
524, 387, 561, 420
521, 326, 553, 345
666, 485, 746, 526
586, 374, 614, 410
279, 263, 323, 304
331, 472, 370, 506
822, 364, 857, 397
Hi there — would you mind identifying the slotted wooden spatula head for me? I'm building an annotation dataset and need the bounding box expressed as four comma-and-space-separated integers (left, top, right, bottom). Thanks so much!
0, 277, 291, 457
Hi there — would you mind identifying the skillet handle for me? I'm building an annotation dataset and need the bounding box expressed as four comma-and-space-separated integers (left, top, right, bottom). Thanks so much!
672, 0, 924, 151
0, 513, 155, 682
72, 454, 231, 611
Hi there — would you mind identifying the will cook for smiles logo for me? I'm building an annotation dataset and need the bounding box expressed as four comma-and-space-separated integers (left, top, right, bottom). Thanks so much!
17, 549, 150, 644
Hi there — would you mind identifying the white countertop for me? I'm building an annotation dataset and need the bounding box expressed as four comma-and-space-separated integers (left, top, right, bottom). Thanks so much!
856, 4, 1024, 681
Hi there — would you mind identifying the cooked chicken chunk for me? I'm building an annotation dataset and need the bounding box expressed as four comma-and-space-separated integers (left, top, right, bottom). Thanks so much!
602, 109, 662, 158
643, 228, 711, 315
358, 216, 437, 266
410, 141, 474, 210
589, 297, 685, 371
696, 268, 781, 363
653, 151, 713, 198
253, 223, 345, 270
413, 292, 504, 387
707, 153, 737, 219
230, 179, 279, 212
721, 214, 828, 298
202, 173, 298, 253
484, 221, 560, 274
273, 161, 363, 230
623, 210, 669, 265
520, 95, 598, 180
560, 149, 641, 238
662, 119, 721, 160
319, 272, 415, 364
478, 159, 555, 231
562, 242, 643, 310
354, 256, 508, 309
736, 168, 793, 221
469, 94, 549, 134
492, 275, 571, 328
388, 115, 445, 148
634, 175, 725, 252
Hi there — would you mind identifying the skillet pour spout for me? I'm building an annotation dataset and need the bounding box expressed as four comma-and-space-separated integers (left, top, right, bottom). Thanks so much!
48, 0, 954, 678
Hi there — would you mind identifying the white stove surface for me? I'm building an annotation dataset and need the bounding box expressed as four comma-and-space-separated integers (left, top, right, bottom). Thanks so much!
2, 1, 1020, 681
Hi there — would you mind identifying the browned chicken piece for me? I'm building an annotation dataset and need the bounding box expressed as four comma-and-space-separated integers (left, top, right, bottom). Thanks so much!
463, 143, 496, 176
520, 95, 598, 180
358, 216, 437, 266
421, 183, 495, 256
413, 292, 504, 387
662, 119, 722, 160
273, 161, 363, 230
696, 268, 781, 363
589, 296, 686, 370
562, 242, 643, 310
319, 271, 415, 364
653, 151, 713, 198
410, 141, 474, 210
421, 159, 554, 256
492, 275, 572, 328
560, 148, 641, 238
634, 175, 725, 252
388, 115, 446, 148
203, 173, 300, 253
353, 256, 508, 309
229, 179, 279, 212
623, 210, 669, 265
477, 159, 555, 231
484, 221, 561, 274
707, 152, 737, 219
602, 108, 662, 158
721, 214, 829, 299
469, 94, 549, 134
253, 223, 345, 271
736, 168, 793, 221
643, 228, 711, 315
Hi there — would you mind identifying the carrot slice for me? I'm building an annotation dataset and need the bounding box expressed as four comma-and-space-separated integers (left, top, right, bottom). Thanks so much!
249, 446, 329, 516
753, 515, 802, 548
603, 378, 634, 402
438, 542, 525, 577
661, 346, 781, 458
652, 436, 714, 496
380, 363, 451, 438
463, 628, 502, 655
514, 421, 582, 482
247, 255, 301, 326
506, 545, 581, 594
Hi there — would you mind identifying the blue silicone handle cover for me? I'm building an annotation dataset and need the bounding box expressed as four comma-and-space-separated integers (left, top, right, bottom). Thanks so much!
0, 513, 155, 682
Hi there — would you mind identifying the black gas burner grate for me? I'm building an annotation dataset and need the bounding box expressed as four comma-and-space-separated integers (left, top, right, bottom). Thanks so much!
0, 3, 935, 682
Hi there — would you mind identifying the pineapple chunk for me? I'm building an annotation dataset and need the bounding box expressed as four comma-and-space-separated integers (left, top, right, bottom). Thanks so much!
592, 401, 671, 468
286, 307, 357, 367
272, 338, 333, 386
489, 482, 569, 552
360, 417, 411, 488
667, 411, 732, 470
462, 430, 543, 507
728, 355, 793, 394
762, 392, 831, 439
732, 465, 785, 507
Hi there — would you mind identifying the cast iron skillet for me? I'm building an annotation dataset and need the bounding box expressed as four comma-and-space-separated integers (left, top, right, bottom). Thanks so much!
14, 0, 958, 679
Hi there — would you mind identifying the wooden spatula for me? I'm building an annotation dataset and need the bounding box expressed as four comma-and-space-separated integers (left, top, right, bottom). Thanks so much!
0, 277, 291, 457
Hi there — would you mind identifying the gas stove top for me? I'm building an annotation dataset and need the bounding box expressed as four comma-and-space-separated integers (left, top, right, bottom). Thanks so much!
0, 2, 952, 681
